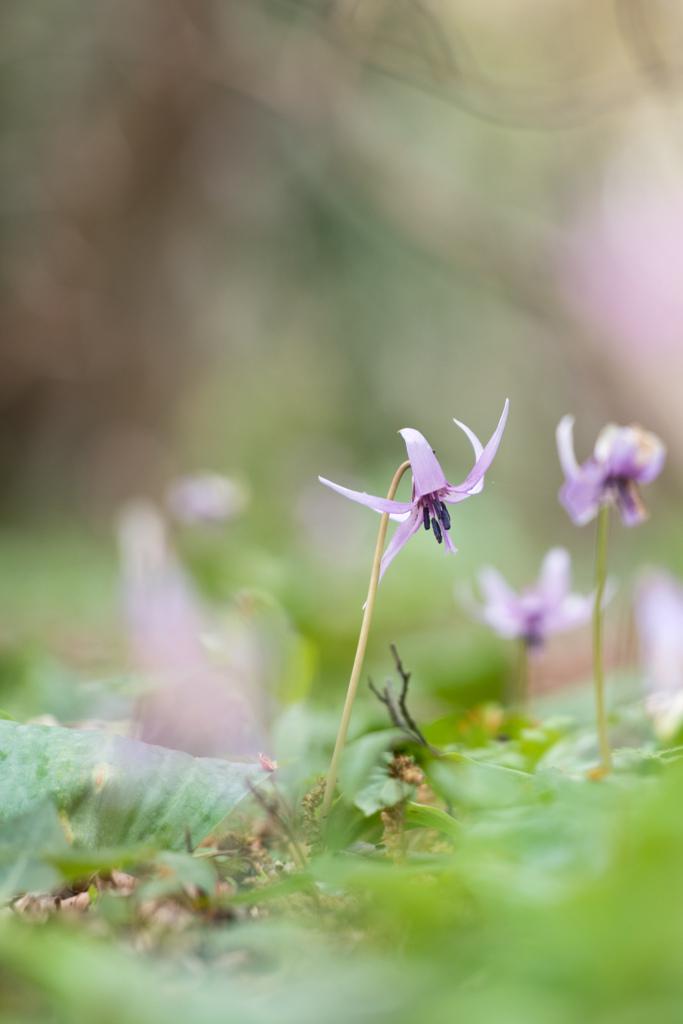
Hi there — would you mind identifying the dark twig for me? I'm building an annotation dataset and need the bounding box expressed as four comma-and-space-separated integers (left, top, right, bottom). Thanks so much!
390, 644, 432, 748
369, 645, 439, 753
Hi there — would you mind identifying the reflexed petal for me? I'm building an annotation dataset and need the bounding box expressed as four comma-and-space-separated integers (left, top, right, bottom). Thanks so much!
452, 417, 484, 495
480, 596, 527, 638
378, 507, 423, 582
556, 415, 582, 479
537, 548, 571, 607
442, 528, 458, 555
543, 593, 595, 635
477, 565, 518, 611
318, 477, 415, 516
444, 400, 509, 499
453, 418, 483, 461
398, 429, 449, 498
558, 465, 605, 525
462, 577, 524, 639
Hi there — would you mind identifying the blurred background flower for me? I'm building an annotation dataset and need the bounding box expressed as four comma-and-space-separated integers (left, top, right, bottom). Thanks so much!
0, 0, 681, 730
167, 472, 248, 525
118, 499, 269, 757
635, 570, 683, 740
468, 547, 595, 649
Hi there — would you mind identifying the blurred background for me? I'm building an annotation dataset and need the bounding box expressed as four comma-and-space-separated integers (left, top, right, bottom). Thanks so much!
0, 0, 682, 752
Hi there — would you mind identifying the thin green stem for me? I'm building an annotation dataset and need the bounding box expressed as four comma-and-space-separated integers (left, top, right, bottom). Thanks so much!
593, 504, 611, 773
320, 460, 412, 829
515, 638, 529, 709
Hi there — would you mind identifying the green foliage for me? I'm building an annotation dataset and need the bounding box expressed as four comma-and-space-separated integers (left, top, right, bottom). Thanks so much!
0, 720, 262, 849
404, 801, 462, 839
0, 802, 66, 897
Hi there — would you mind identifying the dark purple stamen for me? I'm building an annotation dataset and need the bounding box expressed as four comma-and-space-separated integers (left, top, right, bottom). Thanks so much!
608, 476, 646, 522
423, 506, 430, 531
431, 517, 443, 544
438, 501, 451, 531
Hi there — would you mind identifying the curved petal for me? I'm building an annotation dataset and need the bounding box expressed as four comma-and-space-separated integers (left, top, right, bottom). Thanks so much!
442, 528, 458, 555
477, 565, 518, 611
463, 571, 523, 638
443, 399, 509, 499
537, 547, 571, 607
634, 440, 666, 484
482, 606, 526, 639
543, 592, 595, 636
378, 507, 423, 582
398, 429, 448, 498
601, 425, 666, 484
558, 468, 605, 526
318, 477, 415, 516
616, 480, 649, 527
556, 415, 582, 480
452, 418, 484, 494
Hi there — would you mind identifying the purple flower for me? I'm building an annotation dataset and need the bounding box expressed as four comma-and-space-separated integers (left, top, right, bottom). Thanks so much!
471, 547, 595, 649
635, 571, 683, 739
319, 400, 509, 581
117, 500, 267, 760
557, 417, 666, 527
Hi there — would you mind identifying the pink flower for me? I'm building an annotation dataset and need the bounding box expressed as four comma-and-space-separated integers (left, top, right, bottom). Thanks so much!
319, 401, 509, 581
471, 548, 595, 649
557, 417, 665, 527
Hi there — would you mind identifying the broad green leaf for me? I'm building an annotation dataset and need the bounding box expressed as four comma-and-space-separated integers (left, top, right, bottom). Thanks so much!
404, 802, 463, 840
0, 721, 264, 850
49, 843, 157, 878
353, 752, 418, 816
0, 801, 66, 897
429, 753, 535, 810
338, 729, 403, 801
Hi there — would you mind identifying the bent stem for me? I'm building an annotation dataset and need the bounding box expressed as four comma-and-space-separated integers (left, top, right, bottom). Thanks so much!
320, 460, 412, 829
593, 504, 611, 773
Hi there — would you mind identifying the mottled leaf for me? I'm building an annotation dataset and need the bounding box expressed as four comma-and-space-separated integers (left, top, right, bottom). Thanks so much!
0, 721, 264, 850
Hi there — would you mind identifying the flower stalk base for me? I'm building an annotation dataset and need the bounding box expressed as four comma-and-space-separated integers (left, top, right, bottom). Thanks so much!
593, 504, 612, 773
320, 460, 411, 829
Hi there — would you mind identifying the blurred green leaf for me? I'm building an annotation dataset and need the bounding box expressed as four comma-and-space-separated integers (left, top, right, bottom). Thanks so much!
354, 753, 418, 816
0, 721, 263, 849
404, 802, 462, 840
50, 844, 156, 879
338, 729, 403, 802
137, 850, 216, 900
0, 801, 66, 898
429, 753, 536, 810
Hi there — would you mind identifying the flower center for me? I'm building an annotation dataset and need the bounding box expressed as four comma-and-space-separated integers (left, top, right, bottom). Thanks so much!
606, 476, 646, 520
422, 498, 451, 545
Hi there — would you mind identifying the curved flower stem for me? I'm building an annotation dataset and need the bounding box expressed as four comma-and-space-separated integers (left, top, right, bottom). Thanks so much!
320, 460, 412, 830
593, 504, 611, 773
